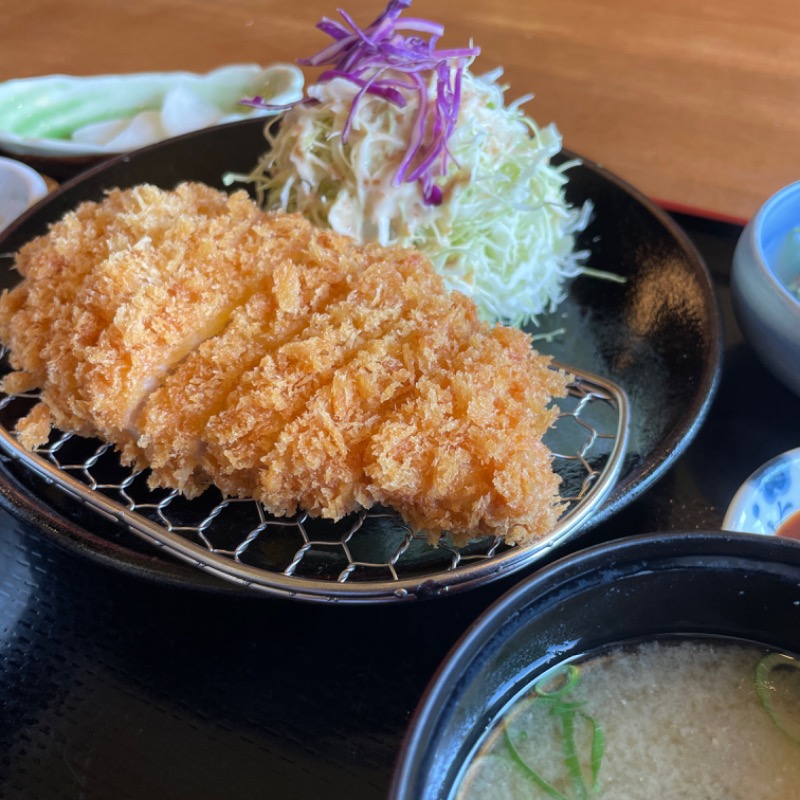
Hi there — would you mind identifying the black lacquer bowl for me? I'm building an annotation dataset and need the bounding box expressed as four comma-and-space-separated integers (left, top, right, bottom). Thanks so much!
0, 119, 722, 590
389, 531, 800, 799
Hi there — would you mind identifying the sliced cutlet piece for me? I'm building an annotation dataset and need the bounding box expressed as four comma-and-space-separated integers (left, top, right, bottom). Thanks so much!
257, 283, 481, 520
0, 187, 173, 442
0, 186, 149, 386
133, 223, 373, 495
203, 245, 441, 503
2, 182, 271, 448
72, 184, 276, 448
364, 324, 570, 545
255, 267, 570, 543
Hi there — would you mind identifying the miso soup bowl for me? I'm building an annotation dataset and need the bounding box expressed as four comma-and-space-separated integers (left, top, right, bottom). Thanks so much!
388, 531, 800, 800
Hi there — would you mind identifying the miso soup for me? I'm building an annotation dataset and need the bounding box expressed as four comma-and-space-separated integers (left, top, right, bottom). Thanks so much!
454, 639, 800, 800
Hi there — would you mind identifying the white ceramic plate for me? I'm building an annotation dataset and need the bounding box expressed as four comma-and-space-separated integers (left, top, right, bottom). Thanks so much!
0, 64, 303, 159
0, 156, 49, 230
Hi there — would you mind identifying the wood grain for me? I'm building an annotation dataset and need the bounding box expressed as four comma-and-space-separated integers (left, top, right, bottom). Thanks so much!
2, 0, 798, 220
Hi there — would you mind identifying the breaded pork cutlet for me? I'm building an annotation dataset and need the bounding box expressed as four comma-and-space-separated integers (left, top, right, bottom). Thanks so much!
203, 244, 457, 513
0, 182, 570, 546
135, 221, 375, 495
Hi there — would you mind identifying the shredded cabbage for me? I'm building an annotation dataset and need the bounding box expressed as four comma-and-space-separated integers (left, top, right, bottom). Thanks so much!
243, 3, 592, 326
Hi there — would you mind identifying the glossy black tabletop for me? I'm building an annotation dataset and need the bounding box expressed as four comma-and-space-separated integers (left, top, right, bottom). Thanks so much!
0, 212, 796, 799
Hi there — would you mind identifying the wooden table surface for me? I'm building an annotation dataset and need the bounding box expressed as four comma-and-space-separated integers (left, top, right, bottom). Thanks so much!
2, 0, 799, 222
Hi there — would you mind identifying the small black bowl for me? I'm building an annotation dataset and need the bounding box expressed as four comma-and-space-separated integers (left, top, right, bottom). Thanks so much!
389, 530, 800, 799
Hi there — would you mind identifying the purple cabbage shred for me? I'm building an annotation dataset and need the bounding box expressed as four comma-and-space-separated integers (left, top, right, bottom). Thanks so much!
245, 0, 479, 205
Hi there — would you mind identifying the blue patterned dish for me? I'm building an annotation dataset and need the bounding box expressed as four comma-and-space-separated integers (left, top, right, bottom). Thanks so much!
723, 447, 800, 536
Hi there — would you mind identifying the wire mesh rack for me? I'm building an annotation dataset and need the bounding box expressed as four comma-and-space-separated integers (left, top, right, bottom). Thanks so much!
0, 361, 628, 603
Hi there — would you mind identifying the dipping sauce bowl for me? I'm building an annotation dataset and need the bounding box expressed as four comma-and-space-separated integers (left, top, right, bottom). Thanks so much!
723, 447, 800, 539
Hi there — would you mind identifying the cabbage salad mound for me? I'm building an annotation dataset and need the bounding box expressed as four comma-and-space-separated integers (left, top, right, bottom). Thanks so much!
241, 0, 593, 327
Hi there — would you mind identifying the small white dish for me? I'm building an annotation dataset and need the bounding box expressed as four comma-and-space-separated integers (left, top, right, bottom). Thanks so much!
0, 156, 49, 230
723, 447, 800, 537
731, 181, 800, 396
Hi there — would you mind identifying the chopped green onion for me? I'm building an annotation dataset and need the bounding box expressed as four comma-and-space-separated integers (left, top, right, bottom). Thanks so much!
579, 709, 606, 793
503, 663, 605, 798
557, 706, 589, 800
504, 727, 569, 800
535, 663, 581, 698
755, 652, 800, 745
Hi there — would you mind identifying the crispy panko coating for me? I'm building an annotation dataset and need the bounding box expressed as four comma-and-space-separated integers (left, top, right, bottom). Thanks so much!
0, 182, 570, 546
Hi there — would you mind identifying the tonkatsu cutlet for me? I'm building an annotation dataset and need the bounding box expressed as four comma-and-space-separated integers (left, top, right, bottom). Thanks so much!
0, 182, 570, 546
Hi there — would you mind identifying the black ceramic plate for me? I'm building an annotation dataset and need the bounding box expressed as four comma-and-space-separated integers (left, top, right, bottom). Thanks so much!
0, 118, 722, 591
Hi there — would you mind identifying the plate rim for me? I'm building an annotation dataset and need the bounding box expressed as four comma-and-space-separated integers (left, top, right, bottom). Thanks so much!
558, 148, 723, 519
